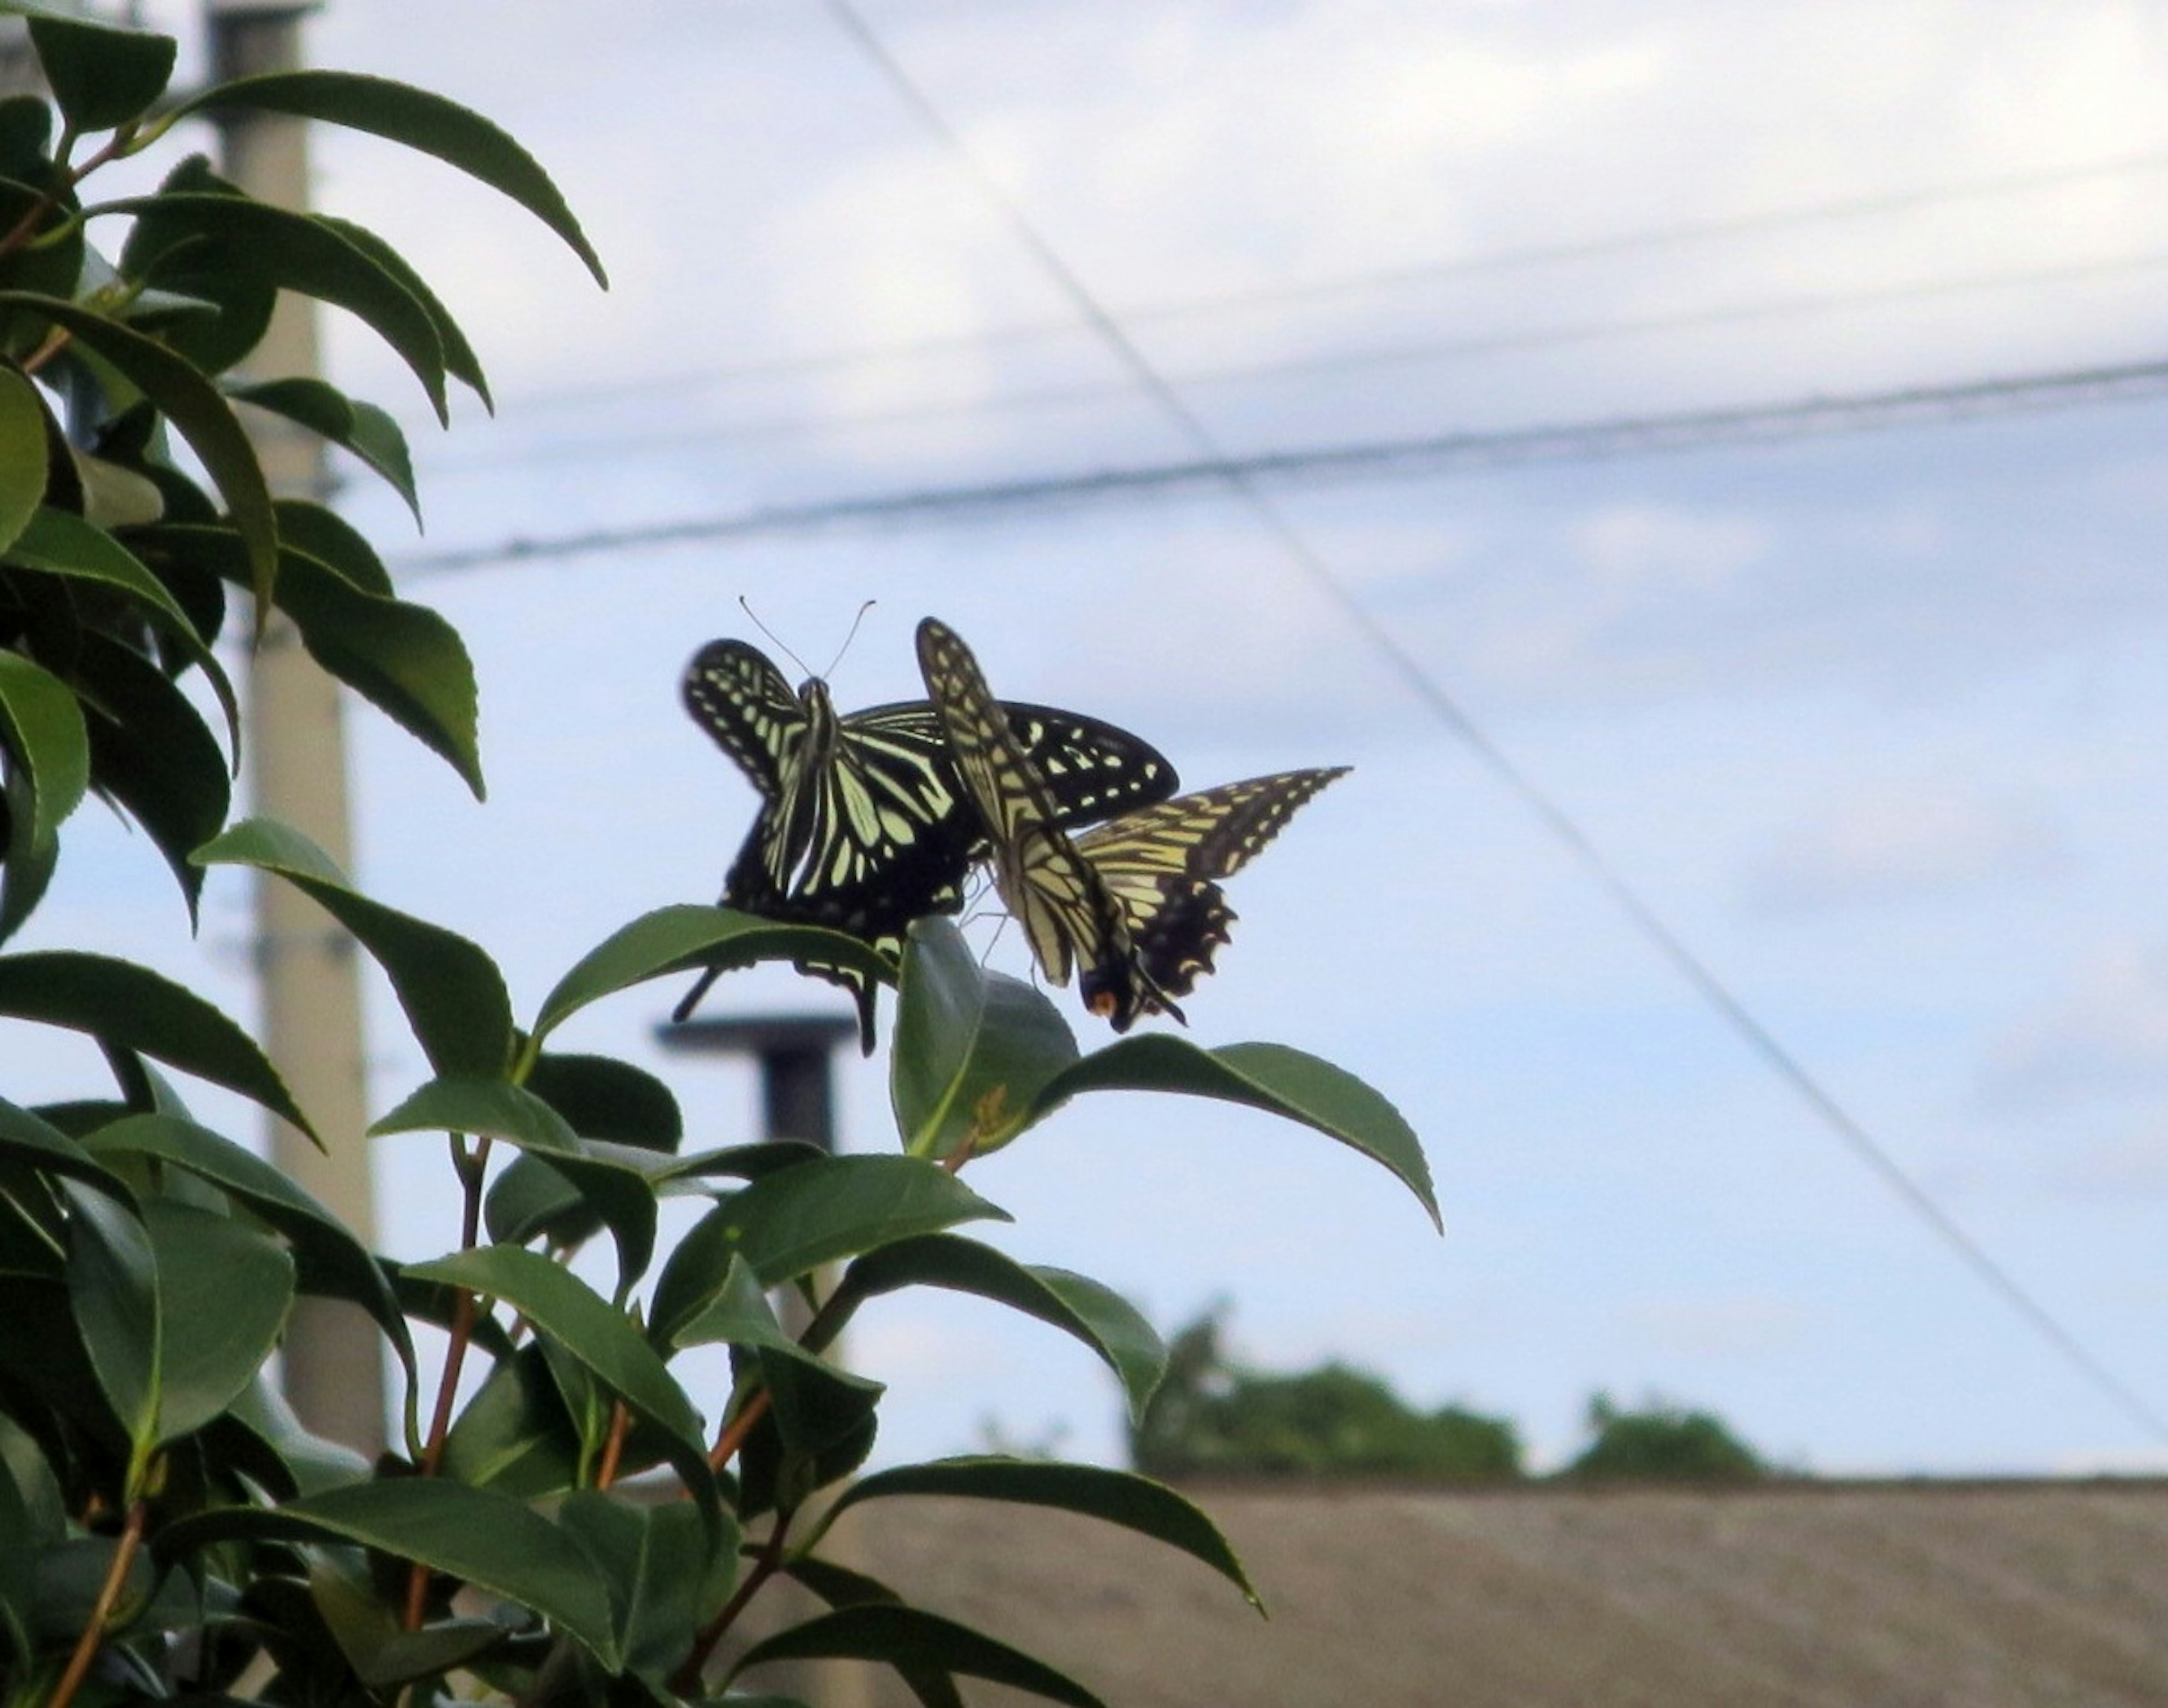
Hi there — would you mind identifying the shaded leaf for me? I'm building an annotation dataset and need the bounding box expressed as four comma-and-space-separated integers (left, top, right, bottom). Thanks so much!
62, 1178, 158, 1459
819, 1457, 1260, 1610
0, 647, 86, 864
156, 1480, 619, 1666
28, 12, 174, 133
0, 294, 277, 610
0, 951, 313, 1137
558, 1490, 737, 1684
892, 918, 1077, 1162
730, 1605, 1102, 1708
0, 362, 46, 551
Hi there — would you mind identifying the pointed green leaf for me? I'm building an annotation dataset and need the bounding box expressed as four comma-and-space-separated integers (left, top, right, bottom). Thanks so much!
176, 71, 607, 286
0, 649, 86, 856
825, 1236, 1164, 1421
1033, 1036, 1440, 1229
6, 506, 241, 750
820, 1457, 1259, 1610
155, 1480, 618, 1665
730, 1605, 1102, 1708
0, 1094, 125, 1195
196, 817, 512, 1077
62, 1179, 158, 1457
892, 918, 1077, 1162
0, 951, 313, 1138
321, 214, 490, 410
0, 294, 277, 608
80, 1111, 411, 1374
143, 1197, 292, 1444
374, 1076, 658, 1289
311, 1552, 509, 1689
27, 13, 175, 133
404, 1245, 702, 1446
557, 1491, 737, 1684
0, 364, 46, 551
270, 551, 482, 796
650, 1156, 1007, 1344
231, 377, 418, 521
439, 1343, 580, 1497
534, 904, 891, 1045
75, 630, 230, 922
270, 498, 392, 594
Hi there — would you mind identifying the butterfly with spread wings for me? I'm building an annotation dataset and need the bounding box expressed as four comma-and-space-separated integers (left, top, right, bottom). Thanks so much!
678, 636, 1179, 1045
915, 616, 1347, 1031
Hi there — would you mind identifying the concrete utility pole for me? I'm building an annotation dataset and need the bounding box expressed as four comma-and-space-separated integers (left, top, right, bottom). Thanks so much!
208, 0, 386, 1457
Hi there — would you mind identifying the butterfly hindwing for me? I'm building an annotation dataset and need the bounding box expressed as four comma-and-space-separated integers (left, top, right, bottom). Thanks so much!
1075, 767, 1350, 1009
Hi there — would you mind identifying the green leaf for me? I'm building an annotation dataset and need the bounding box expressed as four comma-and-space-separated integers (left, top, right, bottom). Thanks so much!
0, 294, 277, 611
28, 13, 175, 133
6, 505, 241, 750
650, 1157, 1008, 1344
668, 1256, 884, 1457
820, 1457, 1260, 1611
0, 364, 46, 551
196, 818, 512, 1078
0, 1093, 125, 1194
892, 918, 1078, 1162
310, 1552, 510, 1689
0, 951, 314, 1139
270, 498, 392, 595
373, 1076, 658, 1290
155, 1480, 619, 1666
94, 193, 450, 422
176, 71, 607, 287
730, 1605, 1103, 1708
62, 1179, 158, 1460
557, 1491, 737, 1684
0, 648, 87, 857
825, 1236, 1164, 1422
80, 1111, 411, 1377
534, 904, 893, 1046
320, 214, 491, 411
142, 1197, 293, 1444
1034, 1036, 1440, 1230
231, 377, 418, 522
438, 1344, 580, 1497
406, 1245, 701, 1446
75, 630, 230, 923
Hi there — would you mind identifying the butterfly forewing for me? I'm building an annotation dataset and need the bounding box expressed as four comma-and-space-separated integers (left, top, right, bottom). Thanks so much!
915, 617, 1140, 997
680, 633, 1181, 1044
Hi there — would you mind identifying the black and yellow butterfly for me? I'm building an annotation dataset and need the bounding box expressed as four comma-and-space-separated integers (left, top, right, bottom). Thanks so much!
915, 616, 1345, 1031
679, 637, 1178, 1044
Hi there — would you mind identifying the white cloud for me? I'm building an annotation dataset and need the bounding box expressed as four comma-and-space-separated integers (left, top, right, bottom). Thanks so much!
1745, 781, 2066, 912
1983, 942, 2168, 1100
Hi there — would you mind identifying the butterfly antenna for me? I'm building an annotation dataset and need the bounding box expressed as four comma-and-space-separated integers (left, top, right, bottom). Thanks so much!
821, 599, 878, 681
737, 595, 815, 681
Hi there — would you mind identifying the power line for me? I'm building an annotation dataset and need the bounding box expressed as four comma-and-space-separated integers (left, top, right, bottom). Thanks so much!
484, 144, 2168, 416
400, 353, 2168, 575
820, 0, 2168, 1443
418, 247, 2168, 478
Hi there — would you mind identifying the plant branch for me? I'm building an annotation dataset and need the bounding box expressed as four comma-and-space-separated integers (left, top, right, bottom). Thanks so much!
669, 1506, 795, 1696
46, 1494, 148, 1708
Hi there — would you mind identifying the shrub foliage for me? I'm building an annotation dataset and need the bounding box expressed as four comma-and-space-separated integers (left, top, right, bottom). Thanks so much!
0, 11, 1435, 1705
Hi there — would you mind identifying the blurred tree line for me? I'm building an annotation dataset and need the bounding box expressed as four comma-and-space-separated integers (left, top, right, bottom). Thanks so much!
1129, 1308, 1774, 1484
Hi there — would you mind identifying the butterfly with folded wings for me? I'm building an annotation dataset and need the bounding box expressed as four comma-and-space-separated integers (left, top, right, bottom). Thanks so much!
678, 636, 1180, 1046
915, 616, 1347, 1031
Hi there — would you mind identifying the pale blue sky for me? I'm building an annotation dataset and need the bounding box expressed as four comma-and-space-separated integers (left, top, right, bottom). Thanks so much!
40, 0, 2168, 1473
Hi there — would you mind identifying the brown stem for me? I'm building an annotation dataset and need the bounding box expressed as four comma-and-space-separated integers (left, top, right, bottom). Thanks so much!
707, 1387, 772, 1473
46, 1495, 148, 1708
669, 1507, 794, 1697
403, 1133, 493, 1630
596, 1398, 631, 1490
0, 133, 125, 261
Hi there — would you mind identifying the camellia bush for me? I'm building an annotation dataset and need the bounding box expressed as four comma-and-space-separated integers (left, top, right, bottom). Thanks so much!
0, 11, 1436, 1705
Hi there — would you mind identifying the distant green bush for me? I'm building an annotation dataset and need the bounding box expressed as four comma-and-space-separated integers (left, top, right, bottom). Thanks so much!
1562, 1392, 1769, 1482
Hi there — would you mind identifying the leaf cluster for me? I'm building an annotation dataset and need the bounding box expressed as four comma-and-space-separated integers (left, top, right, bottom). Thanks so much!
0, 12, 1438, 1707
